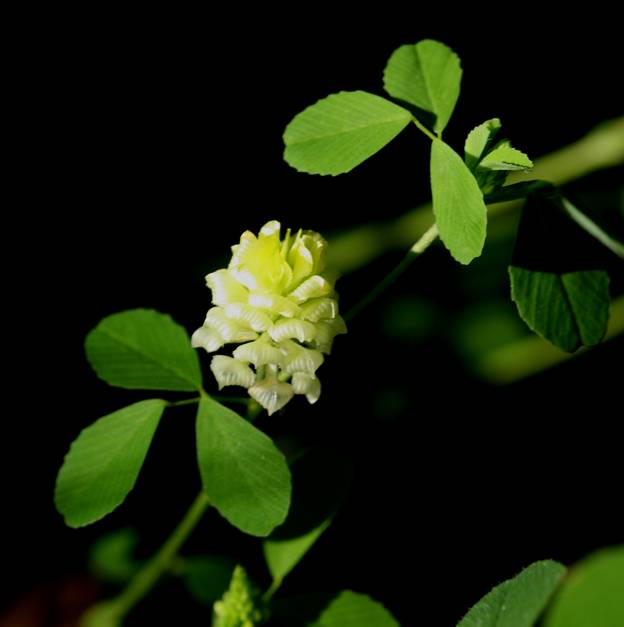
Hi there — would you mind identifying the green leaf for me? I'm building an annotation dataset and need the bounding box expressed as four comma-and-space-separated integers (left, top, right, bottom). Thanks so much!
55, 399, 166, 528
458, 560, 566, 627
312, 590, 399, 627
183, 555, 237, 605
89, 528, 140, 584
85, 309, 202, 392
430, 139, 487, 264
196, 396, 291, 537
479, 140, 533, 171
383, 39, 462, 133
283, 91, 411, 175
264, 518, 332, 584
263, 448, 352, 582
464, 118, 502, 171
509, 267, 610, 352
464, 120, 532, 194
544, 545, 624, 627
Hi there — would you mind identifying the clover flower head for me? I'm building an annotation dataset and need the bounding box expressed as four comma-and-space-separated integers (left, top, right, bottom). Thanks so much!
193, 220, 347, 415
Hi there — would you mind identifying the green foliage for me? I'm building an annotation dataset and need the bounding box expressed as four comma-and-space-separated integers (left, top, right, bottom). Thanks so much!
479, 141, 533, 171
85, 309, 202, 392
57, 37, 620, 626
457, 560, 566, 627
544, 546, 624, 627
195, 396, 291, 537
283, 91, 411, 175
89, 528, 140, 584
464, 119, 532, 194
383, 39, 462, 133
264, 519, 331, 584
183, 555, 237, 605
509, 267, 610, 352
431, 139, 487, 264
55, 399, 165, 527
311, 590, 399, 627
464, 118, 502, 171
263, 448, 352, 582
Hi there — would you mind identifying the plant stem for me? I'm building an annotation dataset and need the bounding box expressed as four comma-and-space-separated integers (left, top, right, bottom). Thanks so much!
344, 223, 439, 322
214, 395, 251, 406
263, 576, 283, 603
328, 116, 624, 275
411, 117, 437, 142
168, 396, 201, 407
93, 491, 211, 623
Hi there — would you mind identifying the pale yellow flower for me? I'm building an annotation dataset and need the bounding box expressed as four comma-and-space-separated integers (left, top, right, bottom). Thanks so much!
193, 221, 346, 415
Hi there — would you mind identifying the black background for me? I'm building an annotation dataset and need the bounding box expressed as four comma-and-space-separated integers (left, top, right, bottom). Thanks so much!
4, 6, 623, 625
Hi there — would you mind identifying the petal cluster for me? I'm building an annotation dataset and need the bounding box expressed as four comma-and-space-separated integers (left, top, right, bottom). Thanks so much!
193, 221, 346, 415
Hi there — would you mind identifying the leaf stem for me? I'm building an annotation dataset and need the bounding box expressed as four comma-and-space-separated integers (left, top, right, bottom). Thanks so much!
168, 396, 201, 407
344, 223, 439, 322
84, 491, 211, 624
263, 576, 283, 603
411, 116, 437, 142
214, 395, 251, 406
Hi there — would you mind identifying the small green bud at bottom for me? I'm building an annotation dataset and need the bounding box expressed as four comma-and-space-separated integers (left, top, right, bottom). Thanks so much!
213, 565, 266, 627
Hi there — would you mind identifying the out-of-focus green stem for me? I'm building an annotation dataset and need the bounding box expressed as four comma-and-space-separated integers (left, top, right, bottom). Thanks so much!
344, 223, 439, 322
81, 492, 210, 626
328, 116, 624, 274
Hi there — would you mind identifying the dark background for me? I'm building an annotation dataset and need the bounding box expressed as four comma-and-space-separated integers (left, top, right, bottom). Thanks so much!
5, 7, 623, 625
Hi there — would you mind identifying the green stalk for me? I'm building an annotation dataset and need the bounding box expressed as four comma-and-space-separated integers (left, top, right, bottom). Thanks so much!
82, 491, 210, 625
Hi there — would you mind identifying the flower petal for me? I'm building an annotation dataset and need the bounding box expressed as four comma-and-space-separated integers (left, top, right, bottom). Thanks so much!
206, 269, 248, 306
233, 337, 283, 366
230, 224, 293, 293
291, 372, 321, 404
259, 220, 281, 239
287, 230, 315, 289
248, 378, 294, 416
224, 303, 273, 332
288, 275, 333, 304
191, 326, 224, 353
299, 297, 339, 322
313, 316, 347, 354
279, 339, 324, 374
210, 355, 256, 389
302, 231, 328, 274
248, 293, 301, 318
268, 318, 316, 343
229, 231, 257, 270
204, 307, 258, 343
